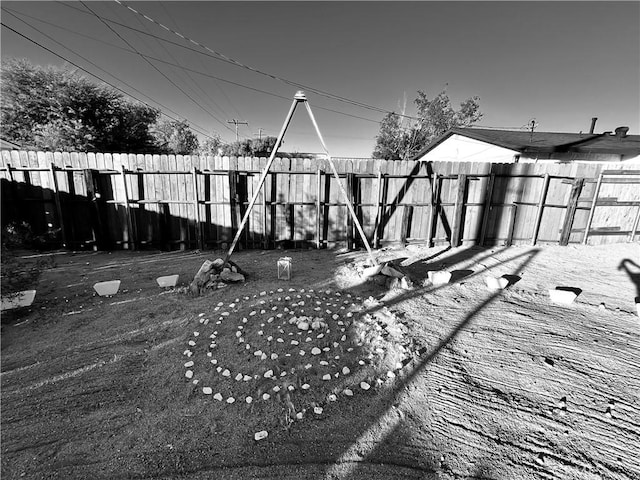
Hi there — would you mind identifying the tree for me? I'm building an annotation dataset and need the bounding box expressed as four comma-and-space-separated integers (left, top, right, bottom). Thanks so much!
1, 59, 160, 152
198, 135, 224, 156
153, 120, 199, 155
220, 136, 279, 157
372, 89, 483, 160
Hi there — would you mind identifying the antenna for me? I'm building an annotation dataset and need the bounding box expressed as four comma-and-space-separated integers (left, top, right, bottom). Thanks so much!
227, 119, 248, 141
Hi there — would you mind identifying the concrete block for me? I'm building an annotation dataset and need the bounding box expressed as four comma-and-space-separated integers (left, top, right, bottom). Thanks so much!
549, 288, 578, 305
156, 274, 179, 288
94, 280, 121, 297
485, 276, 509, 291
1, 290, 36, 311
428, 271, 452, 286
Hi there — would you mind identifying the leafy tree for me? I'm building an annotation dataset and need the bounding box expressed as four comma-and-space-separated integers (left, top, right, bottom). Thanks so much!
372, 90, 483, 160
198, 135, 224, 156
1, 59, 160, 152
220, 136, 279, 157
153, 120, 199, 155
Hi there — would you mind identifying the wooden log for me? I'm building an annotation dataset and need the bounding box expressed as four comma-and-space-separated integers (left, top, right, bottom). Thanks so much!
559, 178, 584, 246
531, 173, 550, 246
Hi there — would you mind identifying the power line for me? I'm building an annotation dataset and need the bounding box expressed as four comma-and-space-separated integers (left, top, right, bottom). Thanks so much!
1, 21, 222, 142
227, 119, 249, 142
78, 1, 234, 137
54, 0, 418, 122
6, 4, 382, 125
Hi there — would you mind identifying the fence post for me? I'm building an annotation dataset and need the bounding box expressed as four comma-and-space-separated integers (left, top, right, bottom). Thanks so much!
531, 173, 550, 245
583, 172, 603, 245
559, 178, 584, 246
316, 168, 322, 249
346, 173, 355, 250
120, 166, 136, 250
451, 174, 467, 247
83, 168, 104, 251
229, 170, 243, 248
49, 163, 68, 248
428, 173, 440, 247
479, 173, 495, 246
192, 168, 203, 251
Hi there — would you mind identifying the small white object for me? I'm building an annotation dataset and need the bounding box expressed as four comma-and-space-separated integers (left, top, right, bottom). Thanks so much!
387, 371, 396, 379
202, 387, 212, 395
328, 394, 337, 402
1, 290, 37, 310
188, 340, 196, 347
93, 280, 121, 297
314, 406, 323, 414
185, 370, 193, 379
222, 369, 231, 377
311, 347, 322, 355
235, 373, 243, 381
156, 274, 179, 288
343, 388, 353, 396
264, 369, 274, 378
485, 276, 509, 291
226, 397, 235, 404
184, 361, 194, 367
244, 375, 252, 381
254, 350, 263, 357
291, 340, 299, 345
273, 385, 281, 392
342, 366, 351, 375
271, 353, 278, 360
427, 271, 452, 286
360, 381, 371, 390
322, 374, 331, 381
262, 393, 271, 400
549, 288, 578, 305
302, 383, 310, 390
246, 396, 253, 404
296, 412, 303, 420
213, 393, 223, 401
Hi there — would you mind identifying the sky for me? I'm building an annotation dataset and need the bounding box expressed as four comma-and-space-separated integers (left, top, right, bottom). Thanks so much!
1, 1, 639, 157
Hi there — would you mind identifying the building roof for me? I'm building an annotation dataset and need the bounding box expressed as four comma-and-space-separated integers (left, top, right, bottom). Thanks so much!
414, 127, 640, 159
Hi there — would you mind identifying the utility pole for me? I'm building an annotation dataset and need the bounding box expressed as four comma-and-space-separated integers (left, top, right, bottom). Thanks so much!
255, 127, 264, 140
227, 119, 248, 141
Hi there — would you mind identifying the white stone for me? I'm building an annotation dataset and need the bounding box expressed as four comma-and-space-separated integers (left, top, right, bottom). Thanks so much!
273, 385, 281, 392
246, 396, 253, 404
213, 392, 223, 401
254, 350, 263, 356
264, 369, 274, 378
387, 371, 396, 378
263, 393, 271, 400
314, 406, 323, 414
222, 369, 231, 377
302, 383, 310, 390
311, 347, 322, 355
188, 340, 196, 346
320, 361, 329, 366
192, 379, 199, 385
235, 373, 243, 381
344, 388, 354, 396
360, 381, 371, 390
291, 340, 299, 345
322, 374, 331, 381
305, 363, 312, 369
261, 353, 267, 360
299, 350, 305, 356
267, 336, 273, 341
203, 387, 213, 395
288, 385, 295, 391
185, 370, 193, 379
271, 353, 278, 360
298, 321, 310, 331
226, 397, 235, 404
328, 394, 337, 402
216, 367, 222, 373
244, 375, 252, 381
184, 361, 194, 367
193, 331, 200, 337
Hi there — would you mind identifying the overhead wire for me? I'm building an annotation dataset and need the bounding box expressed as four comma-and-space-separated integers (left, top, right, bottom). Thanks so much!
1, 21, 223, 142
2, 5, 381, 125
78, 1, 234, 137
158, 1, 243, 125
54, 0, 418, 122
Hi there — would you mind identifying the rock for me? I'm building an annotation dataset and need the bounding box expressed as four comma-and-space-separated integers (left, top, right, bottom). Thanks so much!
254, 430, 268, 441
246, 396, 253, 404
184, 361, 194, 367
302, 383, 310, 390
262, 393, 271, 400
342, 366, 350, 375
185, 370, 194, 379
362, 264, 383, 278
311, 347, 322, 355
400, 276, 414, 290
273, 385, 281, 392
387, 371, 396, 378
212, 258, 224, 268
213, 393, 223, 401
298, 321, 310, 331
220, 270, 245, 283
235, 373, 243, 381
222, 369, 231, 377
314, 406, 323, 414
226, 397, 235, 404
322, 374, 331, 380
296, 412, 304, 420
244, 375, 252, 381
360, 381, 371, 390
343, 388, 353, 396
328, 394, 337, 402
190, 260, 215, 294
264, 370, 274, 378
203, 387, 213, 395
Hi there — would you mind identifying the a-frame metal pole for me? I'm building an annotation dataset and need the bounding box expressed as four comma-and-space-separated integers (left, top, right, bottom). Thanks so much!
223, 93, 302, 264
223, 91, 378, 267
302, 100, 378, 265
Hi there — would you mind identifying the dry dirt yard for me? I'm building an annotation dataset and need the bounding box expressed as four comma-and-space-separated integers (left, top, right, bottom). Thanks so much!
1, 242, 639, 480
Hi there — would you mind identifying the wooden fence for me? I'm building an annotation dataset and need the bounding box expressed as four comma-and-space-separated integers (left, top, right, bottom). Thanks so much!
1, 150, 639, 251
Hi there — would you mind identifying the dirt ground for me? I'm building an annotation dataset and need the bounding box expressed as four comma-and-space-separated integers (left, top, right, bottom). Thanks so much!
1, 241, 639, 480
